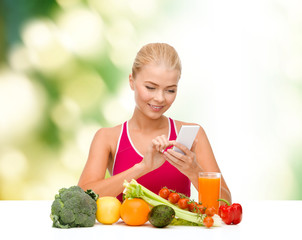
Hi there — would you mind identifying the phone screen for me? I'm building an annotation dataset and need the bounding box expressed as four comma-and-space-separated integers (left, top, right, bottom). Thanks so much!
173, 125, 200, 154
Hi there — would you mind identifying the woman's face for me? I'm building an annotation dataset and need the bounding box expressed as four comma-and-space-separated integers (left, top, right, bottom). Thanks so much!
130, 63, 179, 119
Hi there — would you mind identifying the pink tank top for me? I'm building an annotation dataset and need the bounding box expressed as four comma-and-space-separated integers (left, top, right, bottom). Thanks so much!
113, 118, 191, 201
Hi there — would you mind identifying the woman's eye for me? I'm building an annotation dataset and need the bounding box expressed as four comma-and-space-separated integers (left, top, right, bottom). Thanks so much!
146, 86, 155, 90
167, 89, 175, 93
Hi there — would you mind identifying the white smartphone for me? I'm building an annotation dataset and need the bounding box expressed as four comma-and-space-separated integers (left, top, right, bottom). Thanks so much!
173, 125, 200, 154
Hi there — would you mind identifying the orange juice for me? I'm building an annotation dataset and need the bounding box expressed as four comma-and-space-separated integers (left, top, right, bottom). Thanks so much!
198, 172, 221, 213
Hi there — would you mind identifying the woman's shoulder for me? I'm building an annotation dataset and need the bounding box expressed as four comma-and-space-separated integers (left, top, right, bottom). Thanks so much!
94, 123, 124, 143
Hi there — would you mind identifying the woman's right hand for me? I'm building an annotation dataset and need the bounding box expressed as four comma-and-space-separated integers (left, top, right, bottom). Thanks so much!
139, 135, 171, 172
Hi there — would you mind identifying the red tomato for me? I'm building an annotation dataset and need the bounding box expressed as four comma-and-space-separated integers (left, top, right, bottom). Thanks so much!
203, 216, 214, 228
205, 207, 216, 217
177, 198, 189, 209
188, 201, 197, 212
158, 188, 170, 199
168, 192, 180, 204
196, 204, 206, 214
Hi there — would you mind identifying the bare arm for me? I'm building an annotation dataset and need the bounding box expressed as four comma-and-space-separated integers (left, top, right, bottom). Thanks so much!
78, 128, 147, 197
192, 127, 231, 203
164, 125, 232, 204
78, 128, 168, 197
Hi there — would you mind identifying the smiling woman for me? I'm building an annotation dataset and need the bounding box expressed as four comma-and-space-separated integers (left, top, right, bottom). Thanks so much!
129, 63, 179, 119
78, 43, 232, 205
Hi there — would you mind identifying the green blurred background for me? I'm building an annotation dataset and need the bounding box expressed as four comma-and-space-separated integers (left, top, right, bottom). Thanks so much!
0, 0, 301, 200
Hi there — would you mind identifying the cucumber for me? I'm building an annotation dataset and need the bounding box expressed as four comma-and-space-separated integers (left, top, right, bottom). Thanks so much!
148, 205, 175, 228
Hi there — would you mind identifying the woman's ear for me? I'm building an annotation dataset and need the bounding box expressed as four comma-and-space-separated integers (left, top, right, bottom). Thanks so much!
129, 74, 134, 90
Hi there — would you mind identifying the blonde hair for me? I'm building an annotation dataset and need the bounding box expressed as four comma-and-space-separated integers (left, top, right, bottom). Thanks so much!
132, 43, 182, 79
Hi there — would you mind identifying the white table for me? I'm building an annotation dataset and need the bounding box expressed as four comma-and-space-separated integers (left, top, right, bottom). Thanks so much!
1, 200, 301, 240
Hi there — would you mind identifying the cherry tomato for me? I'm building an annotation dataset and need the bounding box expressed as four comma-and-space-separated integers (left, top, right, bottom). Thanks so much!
205, 207, 216, 217
196, 204, 206, 214
188, 201, 197, 212
188, 202, 205, 214
203, 216, 214, 228
158, 187, 170, 199
177, 198, 189, 209
168, 192, 180, 204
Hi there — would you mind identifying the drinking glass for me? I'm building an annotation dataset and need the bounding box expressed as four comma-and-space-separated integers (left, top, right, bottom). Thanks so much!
198, 172, 221, 213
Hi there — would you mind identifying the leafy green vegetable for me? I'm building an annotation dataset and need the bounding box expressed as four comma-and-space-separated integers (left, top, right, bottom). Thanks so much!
123, 179, 222, 227
170, 218, 199, 226
50, 186, 98, 228
85, 189, 99, 201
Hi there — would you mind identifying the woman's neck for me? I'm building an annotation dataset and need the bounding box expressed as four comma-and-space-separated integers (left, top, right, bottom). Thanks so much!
129, 109, 168, 132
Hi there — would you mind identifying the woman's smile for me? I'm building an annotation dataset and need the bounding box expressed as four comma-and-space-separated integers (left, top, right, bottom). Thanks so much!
148, 103, 164, 112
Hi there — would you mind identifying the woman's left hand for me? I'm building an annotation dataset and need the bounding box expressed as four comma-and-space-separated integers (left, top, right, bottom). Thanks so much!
163, 140, 201, 178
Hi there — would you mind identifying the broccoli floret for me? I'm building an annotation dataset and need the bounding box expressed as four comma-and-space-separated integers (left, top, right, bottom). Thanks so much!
85, 189, 99, 201
50, 186, 98, 228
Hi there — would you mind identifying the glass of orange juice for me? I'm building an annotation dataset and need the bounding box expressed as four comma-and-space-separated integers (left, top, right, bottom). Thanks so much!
198, 172, 221, 213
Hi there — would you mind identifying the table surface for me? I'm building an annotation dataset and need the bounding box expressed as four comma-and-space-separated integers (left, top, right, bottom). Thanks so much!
1, 200, 301, 240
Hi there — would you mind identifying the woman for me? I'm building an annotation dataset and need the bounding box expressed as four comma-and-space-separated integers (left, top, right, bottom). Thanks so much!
78, 43, 232, 204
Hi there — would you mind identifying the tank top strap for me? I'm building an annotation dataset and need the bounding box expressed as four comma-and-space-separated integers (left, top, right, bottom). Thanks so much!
112, 121, 131, 174
168, 117, 178, 141
118, 121, 129, 150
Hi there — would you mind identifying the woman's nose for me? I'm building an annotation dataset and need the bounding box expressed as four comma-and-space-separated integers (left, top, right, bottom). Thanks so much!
154, 90, 165, 102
